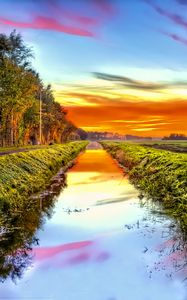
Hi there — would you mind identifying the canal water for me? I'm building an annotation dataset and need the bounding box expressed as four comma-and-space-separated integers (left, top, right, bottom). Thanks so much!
0, 144, 186, 300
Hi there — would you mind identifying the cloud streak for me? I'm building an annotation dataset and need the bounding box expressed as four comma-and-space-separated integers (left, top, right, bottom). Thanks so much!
0, 16, 95, 37
145, 0, 187, 29
93, 72, 187, 91
144, 0, 187, 47
176, 0, 187, 5
0, 0, 117, 37
32, 240, 94, 261
45, 0, 100, 26
161, 31, 187, 46
93, 0, 117, 16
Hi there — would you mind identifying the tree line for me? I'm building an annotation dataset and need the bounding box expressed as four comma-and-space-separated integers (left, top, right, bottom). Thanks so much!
163, 133, 187, 140
0, 30, 77, 147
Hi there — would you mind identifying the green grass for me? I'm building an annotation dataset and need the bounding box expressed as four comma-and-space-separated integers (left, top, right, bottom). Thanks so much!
101, 141, 187, 234
0, 141, 88, 208
134, 140, 187, 145
136, 140, 187, 153
141, 143, 187, 153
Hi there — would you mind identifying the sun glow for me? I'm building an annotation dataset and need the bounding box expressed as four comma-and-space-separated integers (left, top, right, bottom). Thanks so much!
53, 76, 187, 137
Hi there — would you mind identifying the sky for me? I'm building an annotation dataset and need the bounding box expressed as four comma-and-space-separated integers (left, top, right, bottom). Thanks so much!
0, 0, 187, 137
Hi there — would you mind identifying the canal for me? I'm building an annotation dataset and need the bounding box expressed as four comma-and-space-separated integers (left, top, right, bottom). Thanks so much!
0, 143, 186, 300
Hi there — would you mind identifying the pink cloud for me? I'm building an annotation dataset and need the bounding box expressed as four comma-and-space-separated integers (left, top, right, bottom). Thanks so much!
65, 251, 110, 266
29, 239, 111, 269
0, 16, 95, 37
155, 238, 187, 267
0, 0, 117, 37
96, 251, 110, 262
155, 239, 175, 251
32, 240, 94, 261
45, 0, 99, 26
67, 252, 91, 265
93, 0, 117, 16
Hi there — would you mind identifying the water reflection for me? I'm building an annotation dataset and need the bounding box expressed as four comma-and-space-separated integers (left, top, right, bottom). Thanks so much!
0, 148, 186, 300
0, 172, 67, 282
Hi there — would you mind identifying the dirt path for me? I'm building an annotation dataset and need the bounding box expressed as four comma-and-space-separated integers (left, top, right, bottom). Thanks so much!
0, 146, 47, 156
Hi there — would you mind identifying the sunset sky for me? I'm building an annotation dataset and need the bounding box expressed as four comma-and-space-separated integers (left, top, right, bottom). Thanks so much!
0, 0, 187, 136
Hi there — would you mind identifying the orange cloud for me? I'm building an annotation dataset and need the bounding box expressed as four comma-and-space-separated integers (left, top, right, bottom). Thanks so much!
55, 74, 187, 137
65, 99, 187, 137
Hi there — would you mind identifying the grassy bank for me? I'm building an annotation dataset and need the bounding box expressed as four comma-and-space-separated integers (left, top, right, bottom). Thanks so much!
101, 141, 187, 233
0, 141, 88, 208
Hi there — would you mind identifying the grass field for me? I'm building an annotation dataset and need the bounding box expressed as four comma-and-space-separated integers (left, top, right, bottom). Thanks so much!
101, 141, 187, 235
141, 142, 187, 153
115, 140, 187, 153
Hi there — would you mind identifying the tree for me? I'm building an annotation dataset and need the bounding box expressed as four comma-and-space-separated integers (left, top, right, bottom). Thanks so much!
76, 128, 88, 140
0, 30, 78, 146
163, 133, 187, 140
0, 30, 32, 68
0, 60, 39, 145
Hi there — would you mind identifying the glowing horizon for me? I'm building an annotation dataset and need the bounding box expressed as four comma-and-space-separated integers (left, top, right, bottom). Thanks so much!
54, 78, 187, 136
1, 0, 187, 137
